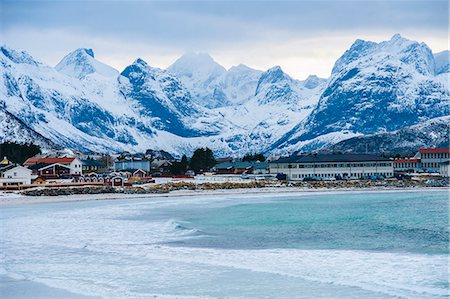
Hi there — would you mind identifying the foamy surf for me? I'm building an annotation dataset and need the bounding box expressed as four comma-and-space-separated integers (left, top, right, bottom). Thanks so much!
1, 190, 448, 298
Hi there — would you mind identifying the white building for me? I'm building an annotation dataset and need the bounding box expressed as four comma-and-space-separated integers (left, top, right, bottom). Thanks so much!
270, 154, 393, 180
417, 148, 450, 172
0, 165, 32, 186
440, 161, 449, 178
24, 157, 83, 175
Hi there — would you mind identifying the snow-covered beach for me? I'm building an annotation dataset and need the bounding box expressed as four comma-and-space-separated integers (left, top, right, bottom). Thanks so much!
0, 189, 448, 299
0, 186, 447, 206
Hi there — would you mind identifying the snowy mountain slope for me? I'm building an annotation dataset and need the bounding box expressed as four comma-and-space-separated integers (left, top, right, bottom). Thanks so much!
0, 46, 144, 152
168, 53, 227, 108
214, 64, 262, 106
434, 50, 449, 75
209, 66, 324, 156
119, 58, 220, 137
326, 116, 450, 154
55, 48, 119, 79
2, 34, 449, 157
0, 46, 229, 154
168, 53, 263, 108
301, 75, 327, 89
271, 34, 450, 154
0, 107, 60, 150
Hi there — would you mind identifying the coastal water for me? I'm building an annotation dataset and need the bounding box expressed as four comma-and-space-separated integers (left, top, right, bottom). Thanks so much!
0, 190, 448, 298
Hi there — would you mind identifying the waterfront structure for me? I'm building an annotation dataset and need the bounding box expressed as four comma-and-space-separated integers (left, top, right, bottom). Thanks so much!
215, 161, 269, 174
269, 154, 393, 180
439, 161, 449, 178
0, 165, 32, 186
392, 158, 421, 172
81, 159, 106, 173
24, 157, 83, 175
417, 148, 450, 172
114, 158, 151, 172
37, 163, 72, 179
151, 160, 172, 175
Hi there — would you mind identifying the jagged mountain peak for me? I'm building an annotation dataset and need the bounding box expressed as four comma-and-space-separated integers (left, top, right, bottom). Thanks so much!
257, 66, 289, 85
168, 52, 226, 77
133, 57, 149, 66
332, 34, 435, 76
55, 48, 118, 79
228, 63, 257, 72
0, 45, 40, 66
71, 48, 95, 58
302, 75, 326, 89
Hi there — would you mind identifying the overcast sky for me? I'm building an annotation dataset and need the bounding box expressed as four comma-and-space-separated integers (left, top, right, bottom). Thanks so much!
1, 0, 448, 79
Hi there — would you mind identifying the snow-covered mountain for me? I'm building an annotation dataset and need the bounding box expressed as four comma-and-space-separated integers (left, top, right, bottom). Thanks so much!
0, 107, 59, 150
55, 48, 119, 79
1, 34, 449, 157
167, 53, 227, 108
271, 34, 450, 154
168, 53, 263, 108
326, 116, 450, 154
434, 50, 449, 75
0, 46, 225, 154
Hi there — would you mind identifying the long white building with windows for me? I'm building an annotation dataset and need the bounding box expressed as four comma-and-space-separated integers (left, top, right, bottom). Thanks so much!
270, 154, 393, 180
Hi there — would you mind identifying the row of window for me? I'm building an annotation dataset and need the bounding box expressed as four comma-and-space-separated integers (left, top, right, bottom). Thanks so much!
394, 163, 417, 168
273, 162, 392, 169
422, 162, 442, 168
291, 172, 392, 179
422, 153, 449, 159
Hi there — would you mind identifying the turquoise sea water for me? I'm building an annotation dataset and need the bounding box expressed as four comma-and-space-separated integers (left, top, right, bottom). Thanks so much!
0, 190, 448, 298
167, 191, 449, 253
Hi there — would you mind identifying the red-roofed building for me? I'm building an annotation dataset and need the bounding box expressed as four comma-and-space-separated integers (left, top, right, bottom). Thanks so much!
418, 148, 450, 172
24, 156, 82, 176
392, 158, 421, 172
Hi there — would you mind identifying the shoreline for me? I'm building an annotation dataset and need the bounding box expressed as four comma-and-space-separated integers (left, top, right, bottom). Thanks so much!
0, 186, 447, 206
0, 275, 100, 299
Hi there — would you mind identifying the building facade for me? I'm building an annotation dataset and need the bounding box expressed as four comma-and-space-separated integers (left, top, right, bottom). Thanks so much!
0, 165, 32, 186
440, 161, 449, 178
215, 161, 269, 175
24, 157, 82, 175
270, 154, 393, 180
418, 148, 450, 172
392, 158, 421, 172
114, 159, 151, 172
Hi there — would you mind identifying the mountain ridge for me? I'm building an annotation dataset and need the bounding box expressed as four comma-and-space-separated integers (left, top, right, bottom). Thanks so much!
1, 34, 449, 157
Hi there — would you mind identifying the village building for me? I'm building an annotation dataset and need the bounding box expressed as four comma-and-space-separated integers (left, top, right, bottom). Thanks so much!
0, 156, 11, 166
215, 161, 269, 175
37, 163, 72, 179
81, 159, 106, 174
24, 157, 83, 175
0, 164, 32, 186
417, 148, 450, 172
269, 154, 393, 180
114, 158, 151, 172
151, 160, 172, 175
392, 158, 422, 173
439, 161, 449, 178
133, 169, 147, 178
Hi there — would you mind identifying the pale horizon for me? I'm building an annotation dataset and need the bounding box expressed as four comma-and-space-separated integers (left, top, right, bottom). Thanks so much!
1, 0, 448, 80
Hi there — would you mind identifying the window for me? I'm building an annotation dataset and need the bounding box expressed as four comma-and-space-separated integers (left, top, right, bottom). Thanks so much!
13, 172, 17, 177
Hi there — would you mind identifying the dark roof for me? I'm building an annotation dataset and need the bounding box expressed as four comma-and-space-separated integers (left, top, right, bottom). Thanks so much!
215, 161, 269, 169
28, 163, 51, 170
0, 164, 16, 172
81, 159, 105, 167
272, 154, 391, 164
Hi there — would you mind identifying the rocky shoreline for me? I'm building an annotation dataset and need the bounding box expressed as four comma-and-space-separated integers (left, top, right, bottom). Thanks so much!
21, 178, 449, 197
